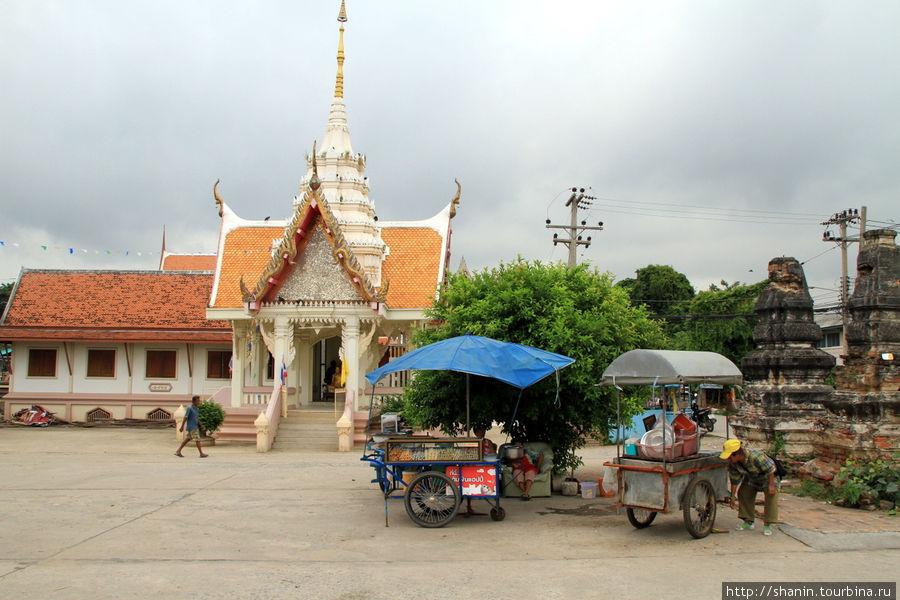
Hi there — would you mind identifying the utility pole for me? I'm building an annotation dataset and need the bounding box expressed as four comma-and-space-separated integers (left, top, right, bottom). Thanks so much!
821, 207, 864, 358
546, 187, 605, 267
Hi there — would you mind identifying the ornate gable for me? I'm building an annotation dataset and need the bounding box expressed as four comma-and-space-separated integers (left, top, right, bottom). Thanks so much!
239, 176, 387, 310
278, 226, 359, 301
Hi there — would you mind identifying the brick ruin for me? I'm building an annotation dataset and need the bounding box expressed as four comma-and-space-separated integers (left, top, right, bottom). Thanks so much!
804, 229, 900, 480
735, 230, 900, 482
734, 257, 835, 461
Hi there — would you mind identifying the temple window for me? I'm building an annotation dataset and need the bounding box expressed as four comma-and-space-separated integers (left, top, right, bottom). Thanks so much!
27, 348, 57, 377
87, 349, 116, 378
207, 350, 232, 379
146, 350, 176, 378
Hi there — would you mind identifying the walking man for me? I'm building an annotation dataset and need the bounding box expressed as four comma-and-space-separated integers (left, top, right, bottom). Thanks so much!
175, 395, 209, 458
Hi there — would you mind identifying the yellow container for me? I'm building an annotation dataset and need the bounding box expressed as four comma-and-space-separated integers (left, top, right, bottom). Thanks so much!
402, 470, 418, 487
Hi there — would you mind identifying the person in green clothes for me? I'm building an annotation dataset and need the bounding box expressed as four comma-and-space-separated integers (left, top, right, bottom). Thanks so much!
721, 439, 778, 535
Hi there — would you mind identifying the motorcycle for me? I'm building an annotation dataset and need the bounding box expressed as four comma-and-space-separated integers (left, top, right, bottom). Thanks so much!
689, 399, 717, 434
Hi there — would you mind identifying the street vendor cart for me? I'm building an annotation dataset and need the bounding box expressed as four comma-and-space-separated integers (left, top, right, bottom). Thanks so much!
361, 334, 574, 528
364, 435, 504, 527
598, 349, 742, 538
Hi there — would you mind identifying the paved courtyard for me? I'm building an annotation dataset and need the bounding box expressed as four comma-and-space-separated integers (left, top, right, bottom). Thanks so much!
0, 426, 897, 600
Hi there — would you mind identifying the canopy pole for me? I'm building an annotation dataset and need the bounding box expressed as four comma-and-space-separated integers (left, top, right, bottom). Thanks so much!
507, 389, 525, 444
466, 374, 470, 436
362, 385, 377, 458
615, 376, 621, 459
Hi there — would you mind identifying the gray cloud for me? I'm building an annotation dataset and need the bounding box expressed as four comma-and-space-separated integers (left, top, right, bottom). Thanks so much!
1, 1, 897, 310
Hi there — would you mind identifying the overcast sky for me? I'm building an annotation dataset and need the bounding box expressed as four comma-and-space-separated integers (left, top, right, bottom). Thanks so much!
2, 1, 898, 310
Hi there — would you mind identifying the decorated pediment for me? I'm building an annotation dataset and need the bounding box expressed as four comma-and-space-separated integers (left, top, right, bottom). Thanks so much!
239, 177, 388, 309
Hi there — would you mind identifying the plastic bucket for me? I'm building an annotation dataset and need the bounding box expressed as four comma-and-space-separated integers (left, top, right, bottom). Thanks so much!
580, 481, 599, 499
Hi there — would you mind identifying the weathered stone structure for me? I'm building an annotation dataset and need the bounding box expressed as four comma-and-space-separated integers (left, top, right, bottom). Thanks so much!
803, 229, 900, 481
735, 257, 836, 457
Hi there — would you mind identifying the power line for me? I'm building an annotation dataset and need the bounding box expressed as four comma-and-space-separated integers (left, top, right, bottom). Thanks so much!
583, 204, 818, 225
590, 195, 824, 218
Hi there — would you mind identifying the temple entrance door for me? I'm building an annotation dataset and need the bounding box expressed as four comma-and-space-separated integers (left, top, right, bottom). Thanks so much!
313, 336, 342, 403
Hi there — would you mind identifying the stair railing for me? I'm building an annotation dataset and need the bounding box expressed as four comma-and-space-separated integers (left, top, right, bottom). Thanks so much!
254, 384, 283, 452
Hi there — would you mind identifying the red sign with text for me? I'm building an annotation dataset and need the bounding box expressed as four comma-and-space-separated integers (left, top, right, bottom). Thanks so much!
445, 465, 498, 496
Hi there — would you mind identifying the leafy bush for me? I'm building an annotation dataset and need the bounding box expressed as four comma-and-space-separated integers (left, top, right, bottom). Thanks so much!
834, 457, 900, 512
198, 401, 226, 434
377, 394, 407, 416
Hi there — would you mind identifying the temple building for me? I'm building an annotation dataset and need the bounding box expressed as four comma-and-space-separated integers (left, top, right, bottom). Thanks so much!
0, 2, 460, 450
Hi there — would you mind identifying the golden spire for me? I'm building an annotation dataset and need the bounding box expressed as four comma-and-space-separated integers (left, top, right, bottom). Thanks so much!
334, 0, 347, 98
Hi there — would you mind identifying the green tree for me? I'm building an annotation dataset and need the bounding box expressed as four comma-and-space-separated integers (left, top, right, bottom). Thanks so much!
673, 279, 766, 365
0, 282, 12, 317
616, 264, 695, 316
401, 259, 665, 475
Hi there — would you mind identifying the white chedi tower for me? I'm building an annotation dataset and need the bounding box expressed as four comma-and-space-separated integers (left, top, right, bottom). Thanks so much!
297, 1, 387, 287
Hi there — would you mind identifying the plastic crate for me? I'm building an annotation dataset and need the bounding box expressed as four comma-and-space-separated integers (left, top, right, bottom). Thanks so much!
580, 481, 599, 498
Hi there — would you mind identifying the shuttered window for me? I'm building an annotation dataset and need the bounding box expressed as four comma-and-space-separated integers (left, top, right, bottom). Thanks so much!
146, 350, 176, 378
207, 350, 231, 379
87, 349, 116, 378
28, 348, 57, 377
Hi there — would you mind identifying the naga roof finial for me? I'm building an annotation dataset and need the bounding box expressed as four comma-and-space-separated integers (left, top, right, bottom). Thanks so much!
449, 179, 462, 218
214, 179, 224, 217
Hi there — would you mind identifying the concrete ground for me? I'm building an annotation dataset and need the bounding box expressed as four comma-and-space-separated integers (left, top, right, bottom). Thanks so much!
0, 425, 897, 600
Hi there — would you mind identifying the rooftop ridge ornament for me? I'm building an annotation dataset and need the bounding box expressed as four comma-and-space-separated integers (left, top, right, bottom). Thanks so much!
213, 179, 224, 217
309, 141, 320, 190
334, 0, 347, 98
450, 179, 462, 218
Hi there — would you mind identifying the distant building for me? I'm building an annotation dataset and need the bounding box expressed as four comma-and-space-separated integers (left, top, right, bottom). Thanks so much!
815, 312, 844, 366
0, 270, 230, 422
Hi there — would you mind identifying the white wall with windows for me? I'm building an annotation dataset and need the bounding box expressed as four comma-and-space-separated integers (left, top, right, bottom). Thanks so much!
10, 341, 233, 397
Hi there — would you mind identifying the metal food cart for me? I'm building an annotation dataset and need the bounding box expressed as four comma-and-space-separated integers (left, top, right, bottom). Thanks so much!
362, 436, 504, 527
361, 334, 574, 528
598, 349, 742, 538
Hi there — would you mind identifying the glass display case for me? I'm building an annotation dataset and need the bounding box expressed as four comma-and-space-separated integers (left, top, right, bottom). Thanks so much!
385, 437, 482, 464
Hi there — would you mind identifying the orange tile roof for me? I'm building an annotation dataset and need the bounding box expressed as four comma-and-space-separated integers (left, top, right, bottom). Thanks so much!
212, 223, 446, 310
0, 270, 230, 343
212, 226, 283, 308
161, 254, 217, 271
381, 227, 445, 309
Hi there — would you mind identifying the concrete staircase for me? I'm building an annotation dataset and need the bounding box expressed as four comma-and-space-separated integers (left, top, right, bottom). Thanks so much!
214, 408, 259, 443
272, 407, 339, 452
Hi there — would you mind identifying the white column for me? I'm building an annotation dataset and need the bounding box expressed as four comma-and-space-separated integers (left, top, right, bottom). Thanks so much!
342, 316, 360, 411
230, 322, 247, 408
273, 317, 290, 394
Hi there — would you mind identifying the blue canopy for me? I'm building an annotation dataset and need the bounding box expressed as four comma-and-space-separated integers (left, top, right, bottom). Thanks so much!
365, 334, 574, 389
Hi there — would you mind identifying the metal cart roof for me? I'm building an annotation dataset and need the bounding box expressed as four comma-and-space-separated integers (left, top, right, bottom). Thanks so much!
597, 349, 742, 387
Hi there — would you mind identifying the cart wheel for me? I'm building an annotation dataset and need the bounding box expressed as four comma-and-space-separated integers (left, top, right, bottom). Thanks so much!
490, 506, 506, 522
626, 508, 657, 529
682, 477, 717, 539
404, 471, 461, 528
